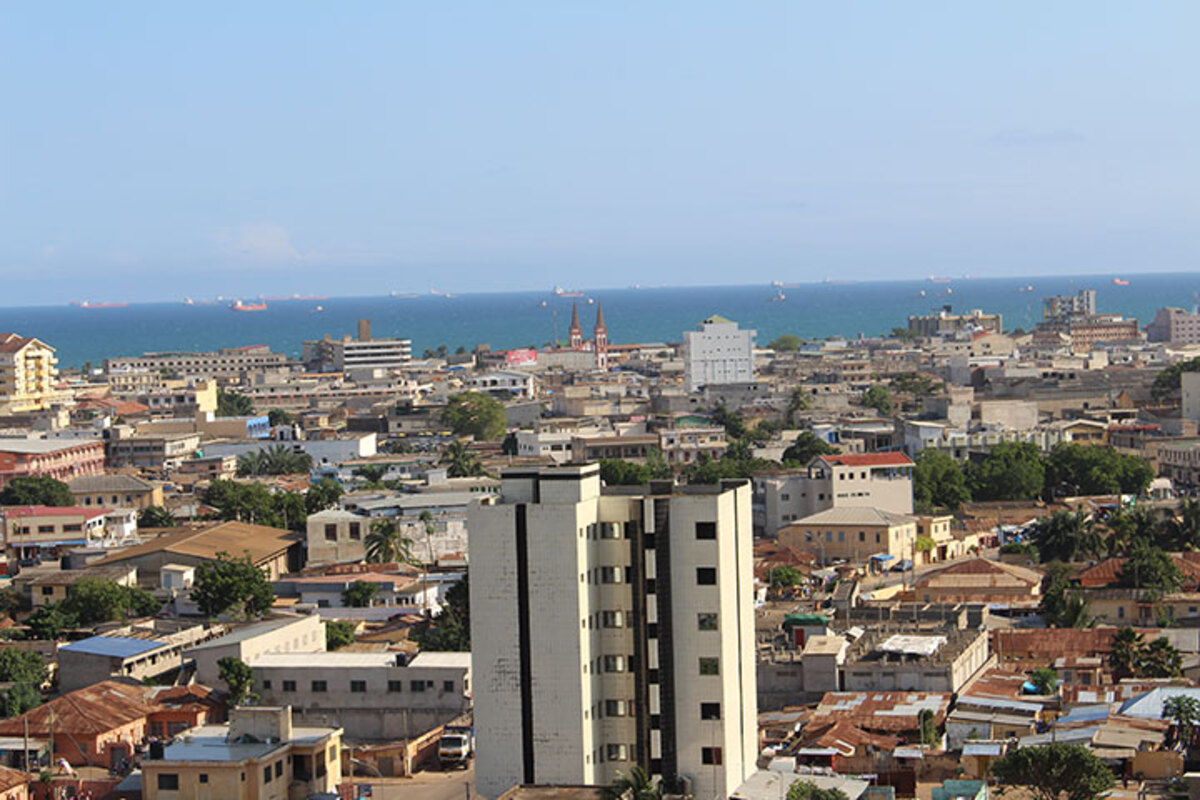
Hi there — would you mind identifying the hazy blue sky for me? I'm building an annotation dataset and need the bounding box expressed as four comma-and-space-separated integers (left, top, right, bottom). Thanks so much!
2, 2, 1198, 305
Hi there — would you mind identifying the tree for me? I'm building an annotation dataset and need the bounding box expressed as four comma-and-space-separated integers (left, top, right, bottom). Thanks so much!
967, 442, 1045, 501
217, 656, 256, 706
342, 581, 379, 608
991, 743, 1115, 800
1117, 539, 1182, 596
913, 450, 971, 512
788, 782, 849, 800
365, 519, 415, 565
770, 566, 804, 589
1152, 356, 1200, 403
442, 392, 506, 440
781, 432, 837, 466
1040, 564, 1093, 628
204, 480, 305, 529
25, 604, 78, 640
139, 505, 177, 528
1109, 627, 1145, 681
1163, 695, 1200, 750
861, 385, 893, 416
918, 708, 938, 746
1029, 667, 1059, 695
1044, 443, 1154, 498
1029, 511, 1101, 564
60, 578, 160, 624
325, 620, 357, 650
1167, 497, 1200, 551
0, 588, 21, 620
192, 552, 275, 618
217, 389, 255, 417
412, 575, 470, 651
891, 373, 944, 400
769, 334, 803, 352
305, 478, 343, 513
785, 387, 813, 426
0, 476, 72, 507
1139, 637, 1183, 678
354, 464, 388, 484
267, 409, 293, 427
0, 649, 48, 686
1, 683, 42, 718
603, 765, 660, 800
442, 440, 485, 478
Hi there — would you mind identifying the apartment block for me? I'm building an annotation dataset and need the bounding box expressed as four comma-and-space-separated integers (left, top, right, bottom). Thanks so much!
0, 439, 106, 489
0, 334, 62, 414
470, 464, 757, 799
755, 453, 914, 535
682, 316, 756, 393
104, 345, 289, 380
302, 319, 411, 372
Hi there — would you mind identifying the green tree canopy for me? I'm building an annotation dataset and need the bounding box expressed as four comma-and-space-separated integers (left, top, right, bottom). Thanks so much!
1039, 564, 1093, 628
787, 780, 850, 800
967, 442, 1045, 501
365, 519, 415, 565
1, 683, 42, 719
781, 432, 837, 466
267, 409, 293, 427
913, 450, 971, 512
1044, 443, 1154, 498
412, 575, 470, 652
204, 480, 307, 530
1109, 626, 1144, 681
1029, 667, 1059, 695
861, 385, 894, 416
992, 743, 1115, 800
0, 476, 72, 507
0, 649, 49, 685
785, 386, 812, 424
603, 765, 661, 800
325, 620, 357, 650
1163, 695, 1200, 750
599, 458, 671, 486
442, 392, 506, 440
60, 578, 160, 625
769, 566, 805, 589
1029, 511, 1101, 564
216, 389, 255, 417
138, 505, 177, 528
192, 552, 275, 618
769, 334, 803, 352
305, 478, 343, 513
442, 439, 486, 478
342, 581, 379, 608
218, 656, 256, 706
1152, 356, 1200, 403
1116, 539, 1182, 596
25, 604, 78, 640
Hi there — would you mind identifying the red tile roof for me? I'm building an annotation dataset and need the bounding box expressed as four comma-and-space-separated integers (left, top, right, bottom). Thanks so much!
818, 453, 914, 467
796, 720, 900, 755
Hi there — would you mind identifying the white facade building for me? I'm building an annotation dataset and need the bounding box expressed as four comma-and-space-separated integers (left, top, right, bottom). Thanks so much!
682, 316, 756, 393
469, 464, 757, 799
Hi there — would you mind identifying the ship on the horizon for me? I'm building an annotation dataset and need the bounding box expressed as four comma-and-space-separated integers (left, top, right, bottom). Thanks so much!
71, 300, 128, 309
553, 285, 585, 298
926, 275, 953, 284
230, 300, 267, 312
258, 294, 330, 301
430, 288, 456, 298
390, 291, 420, 299
1113, 278, 1130, 286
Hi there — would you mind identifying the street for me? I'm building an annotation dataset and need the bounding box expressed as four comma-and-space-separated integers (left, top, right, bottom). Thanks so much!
346, 765, 476, 800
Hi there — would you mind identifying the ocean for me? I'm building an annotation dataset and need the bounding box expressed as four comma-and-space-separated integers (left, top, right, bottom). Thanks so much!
3, 273, 1199, 368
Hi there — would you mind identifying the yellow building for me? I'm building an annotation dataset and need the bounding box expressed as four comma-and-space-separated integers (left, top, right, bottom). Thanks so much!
779, 507, 918, 565
0, 334, 61, 414
141, 706, 341, 800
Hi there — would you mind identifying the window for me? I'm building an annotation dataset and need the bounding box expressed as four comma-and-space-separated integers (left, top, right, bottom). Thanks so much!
350, 680, 367, 693
603, 655, 625, 673
702, 747, 723, 765
411, 680, 426, 691
324, 524, 337, 542
264, 766, 272, 783
41, 586, 53, 596
282, 680, 296, 692
600, 567, 622, 584
388, 680, 403, 692
275, 761, 283, 778
701, 702, 721, 720
699, 657, 720, 675
696, 567, 716, 585
606, 699, 627, 717
695, 522, 716, 540
157, 774, 179, 790
601, 522, 621, 539
261, 679, 272, 690
698, 613, 718, 631
199, 774, 208, 784
312, 680, 327, 693
602, 610, 624, 628
606, 744, 628, 761
348, 522, 361, 540
443, 680, 454, 692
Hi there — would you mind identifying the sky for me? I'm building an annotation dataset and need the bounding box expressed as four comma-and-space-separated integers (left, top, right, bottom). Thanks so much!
2, 1, 1199, 305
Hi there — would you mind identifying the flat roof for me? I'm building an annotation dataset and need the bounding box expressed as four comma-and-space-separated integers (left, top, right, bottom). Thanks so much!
60, 635, 169, 659
252, 652, 396, 669
186, 615, 311, 652
408, 651, 472, 669
878, 635, 946, 657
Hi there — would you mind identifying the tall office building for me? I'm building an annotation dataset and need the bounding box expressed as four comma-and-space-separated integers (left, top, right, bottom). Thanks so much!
682, 316, 756, 393
469, 464, 757, 799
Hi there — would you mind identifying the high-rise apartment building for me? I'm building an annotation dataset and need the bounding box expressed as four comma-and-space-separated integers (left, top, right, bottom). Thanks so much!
302, 319, 412, 372
0, 333, 62, 414
682, 316, 756, 393
469, 464, 757, 799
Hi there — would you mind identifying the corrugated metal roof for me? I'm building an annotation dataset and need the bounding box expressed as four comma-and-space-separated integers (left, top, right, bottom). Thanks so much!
60, 635, 168, 658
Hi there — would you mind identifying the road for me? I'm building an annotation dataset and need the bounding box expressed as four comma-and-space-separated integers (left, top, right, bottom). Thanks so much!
347, 765, 476, 800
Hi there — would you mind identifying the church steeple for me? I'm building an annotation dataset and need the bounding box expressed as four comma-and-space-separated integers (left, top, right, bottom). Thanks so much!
594, 302, 608, 370
568, 302, 583, 349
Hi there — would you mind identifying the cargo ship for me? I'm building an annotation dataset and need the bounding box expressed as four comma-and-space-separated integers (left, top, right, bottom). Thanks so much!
553, 286, 585, 298
1112, 278, 1130, 286
230, 300, 267, 312
259, 294, 330, 301
71, 300, 129, 308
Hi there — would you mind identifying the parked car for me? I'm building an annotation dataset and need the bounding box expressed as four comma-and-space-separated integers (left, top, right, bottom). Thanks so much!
890, 559, 913, 573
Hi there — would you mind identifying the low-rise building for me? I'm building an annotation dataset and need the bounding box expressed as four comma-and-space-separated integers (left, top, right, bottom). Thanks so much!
58, 621, 218, 691
104, 345, 289, 380
27, 563, 138, 609
68, 473, 164, 510
0, 439, 106, 489
186, 614, 327, 687
105, 427, 202, 471
467, 370, 537, 399
779, 507, 918, 565
250, 650, 471, 739
906, 558, 1042, 605
0, 505, 119, 560
755, 453, 914, 535
0, 334, 63, 414
140, 705, 341, 800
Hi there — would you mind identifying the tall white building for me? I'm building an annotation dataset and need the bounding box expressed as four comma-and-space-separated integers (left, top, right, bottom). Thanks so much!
469, 464, 757, 799
682, 316, 756, 393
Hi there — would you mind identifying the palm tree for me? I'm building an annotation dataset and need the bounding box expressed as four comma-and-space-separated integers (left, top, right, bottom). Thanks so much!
1057, 594, 1094, 628
1030, 511, 1099, 563
1163, 695, 1200, 750
1105, 506, 1168, 557
419, 510, 436, 616
443, 439, 484, 478
1167, 498, 1200, 551
603, 766, 660, 800
1109, 626, 1145, 680
1139, 637, 1183, 678
262, 444, 313, 475
236, 450, 267, 477
364, 518, 415, 565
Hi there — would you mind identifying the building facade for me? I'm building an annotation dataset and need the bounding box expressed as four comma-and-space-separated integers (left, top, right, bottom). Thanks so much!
1146, 307, 1200, 344
470, 464, 757, 799
682, 316, 756, 393
0, 334, 61, 414
0, 440, 106, 489
103, 345, 288, 380
755, 453, 914, 535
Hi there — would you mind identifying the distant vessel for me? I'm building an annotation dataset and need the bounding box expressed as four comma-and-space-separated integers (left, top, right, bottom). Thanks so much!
260, 294, 330, 301
1113, 278, 1130, 286
390, 291, 420, 299
230, 300, 267, 312
553, 286, 585, 298
822, 278, 857, 285
183, 297, 194, 305
772, 280, 805, 289
430, 288, 456, 298
71, 300, 128, 309
310, 305, 325, 313
926, 276, 952, 284
769, 290, 786, 302
1018, 284, 1034, 293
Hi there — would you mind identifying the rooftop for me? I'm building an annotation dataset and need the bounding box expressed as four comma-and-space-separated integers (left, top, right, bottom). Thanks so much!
60, 635, 169, 659
90, 520, 294, 568
789, 506, 917, 527
186, 615, 312, 652
408, 651, 472, 669
0, 505, 108, 519
817, 453, 914, 468
68, 474, 158, 493
251, 652, 397, 669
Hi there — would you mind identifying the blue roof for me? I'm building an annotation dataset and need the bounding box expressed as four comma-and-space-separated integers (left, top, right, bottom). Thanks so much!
60, 635, 167, 659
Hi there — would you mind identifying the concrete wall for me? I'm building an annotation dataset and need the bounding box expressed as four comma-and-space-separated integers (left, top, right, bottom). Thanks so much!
189, 614, 326, 687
